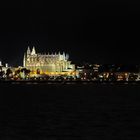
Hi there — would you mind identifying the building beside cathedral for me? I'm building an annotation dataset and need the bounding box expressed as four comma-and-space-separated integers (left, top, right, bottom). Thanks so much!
23, 47, 75, 75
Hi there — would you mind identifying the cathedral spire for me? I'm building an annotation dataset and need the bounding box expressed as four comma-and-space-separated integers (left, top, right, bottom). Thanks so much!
23, 53, 26, 67
27, 46, 31, 55
63, 52, 65, 60
66, 53, 69, 60
58, 51, 61, 60
31, 46, 36, 55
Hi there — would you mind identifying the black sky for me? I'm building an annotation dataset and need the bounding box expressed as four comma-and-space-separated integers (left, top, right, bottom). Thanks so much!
0, 1, 140, 66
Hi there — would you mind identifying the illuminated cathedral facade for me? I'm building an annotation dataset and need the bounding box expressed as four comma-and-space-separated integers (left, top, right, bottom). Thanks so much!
23, 47, 75, 73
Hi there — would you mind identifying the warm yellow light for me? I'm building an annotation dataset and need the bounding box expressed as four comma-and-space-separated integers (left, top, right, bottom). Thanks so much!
72, 72, 75, 75
125, 73, 128, 76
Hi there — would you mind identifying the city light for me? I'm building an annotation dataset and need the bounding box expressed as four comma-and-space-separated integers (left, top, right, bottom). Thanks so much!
0, 47, 139, 83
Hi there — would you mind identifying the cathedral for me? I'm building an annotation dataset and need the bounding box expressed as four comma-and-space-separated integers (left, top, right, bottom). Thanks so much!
23, 47, 75, 74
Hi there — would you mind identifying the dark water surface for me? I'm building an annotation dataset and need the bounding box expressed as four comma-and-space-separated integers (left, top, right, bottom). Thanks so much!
0, 84, 140, 139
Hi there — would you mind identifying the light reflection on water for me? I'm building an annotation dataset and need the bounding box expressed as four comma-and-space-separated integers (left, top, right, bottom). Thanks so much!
0, 84, 140, 139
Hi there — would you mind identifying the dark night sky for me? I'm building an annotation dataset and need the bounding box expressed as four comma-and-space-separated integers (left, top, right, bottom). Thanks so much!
0, 1, 140, 66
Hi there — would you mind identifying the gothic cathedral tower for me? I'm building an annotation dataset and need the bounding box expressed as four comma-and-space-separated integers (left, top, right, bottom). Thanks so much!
23, 46, 31, 67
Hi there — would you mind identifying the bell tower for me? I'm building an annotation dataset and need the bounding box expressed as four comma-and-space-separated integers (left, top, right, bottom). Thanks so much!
27, 46, 31, 55
31, 46, 36, 55
23, 53, 26, 67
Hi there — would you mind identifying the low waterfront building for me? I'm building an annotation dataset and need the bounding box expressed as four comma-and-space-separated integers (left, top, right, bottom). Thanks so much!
0, 61, 10, 73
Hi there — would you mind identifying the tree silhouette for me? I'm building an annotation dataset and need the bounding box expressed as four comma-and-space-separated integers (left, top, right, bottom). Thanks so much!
0, 71, 5, 79
6, 68, 13, 79
21, 68, 31, 78
36, 69, 40, 74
